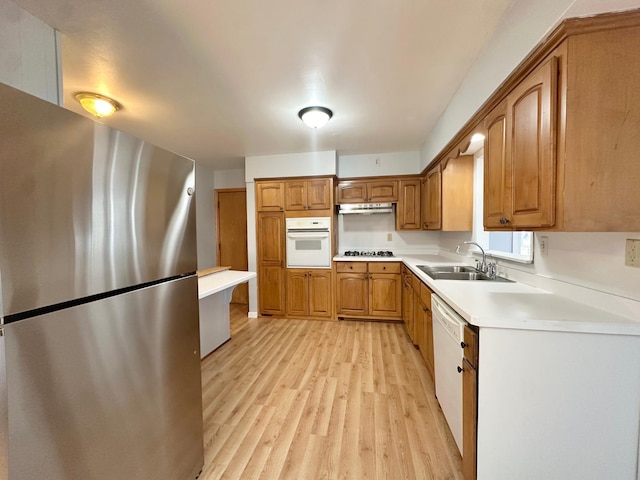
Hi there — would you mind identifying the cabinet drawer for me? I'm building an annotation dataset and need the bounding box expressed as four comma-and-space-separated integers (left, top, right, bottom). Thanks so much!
336, 261, 367, 273
368, 262, 401, 274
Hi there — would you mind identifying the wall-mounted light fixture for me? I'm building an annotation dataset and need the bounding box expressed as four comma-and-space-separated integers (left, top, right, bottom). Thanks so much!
74, 92, 121, 118
298, 106, 333, 129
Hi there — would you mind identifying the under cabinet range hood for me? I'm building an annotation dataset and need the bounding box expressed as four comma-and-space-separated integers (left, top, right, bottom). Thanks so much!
338, 203, 394, 214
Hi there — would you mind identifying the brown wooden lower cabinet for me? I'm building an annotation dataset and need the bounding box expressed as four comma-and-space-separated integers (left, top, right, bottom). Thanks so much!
286, 269, 332, 318
417, 283, 435, 382
259, 265, 286, 315
462, 324, 479, 480
336, 262, 401, 320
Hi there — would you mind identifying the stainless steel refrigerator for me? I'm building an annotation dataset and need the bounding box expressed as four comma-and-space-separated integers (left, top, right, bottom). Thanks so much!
0, 83, 204, 479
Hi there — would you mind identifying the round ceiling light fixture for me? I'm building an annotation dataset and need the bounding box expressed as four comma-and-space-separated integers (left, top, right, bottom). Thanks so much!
298, 106, 333, 129
74, 92, 122, 118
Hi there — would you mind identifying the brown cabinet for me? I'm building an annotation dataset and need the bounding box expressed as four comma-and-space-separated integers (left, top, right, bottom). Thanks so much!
484, 57, 558, 229
256, 181, 285, 212
396, 178, 422, 230
336, 261, 401, 319
421, 165, 441, 230
286, 269, 332, 317
441, 155, 474, 231
417, 283, 435, 381
256, 211, 286, 315
462, 325, 479, 480
284, 178, 332, 211
337, 179, 398, 204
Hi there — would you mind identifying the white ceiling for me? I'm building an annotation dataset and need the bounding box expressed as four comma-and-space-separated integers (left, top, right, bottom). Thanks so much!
14, 0, 514, 170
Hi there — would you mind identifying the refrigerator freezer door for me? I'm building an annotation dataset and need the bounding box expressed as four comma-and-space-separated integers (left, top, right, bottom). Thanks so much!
4, 276, 203, 480
0, 83, 197, 317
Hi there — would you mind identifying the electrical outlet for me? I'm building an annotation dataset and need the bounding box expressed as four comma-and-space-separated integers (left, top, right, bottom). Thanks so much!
539, 236, 549, 257
387, 233, 393, 241
375, 156, 381, 166
625, 239, 640, 267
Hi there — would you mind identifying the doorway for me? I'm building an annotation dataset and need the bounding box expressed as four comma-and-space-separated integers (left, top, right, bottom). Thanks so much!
215, 188, 248, 304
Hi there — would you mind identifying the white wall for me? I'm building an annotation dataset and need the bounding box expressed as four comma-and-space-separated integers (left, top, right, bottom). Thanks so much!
338, 213, 439, 254
0, 0, 60, 104
337, 151, 420, 178
420, 0, 640, 170
214, 168, 245, 189
195, 162, 216, 270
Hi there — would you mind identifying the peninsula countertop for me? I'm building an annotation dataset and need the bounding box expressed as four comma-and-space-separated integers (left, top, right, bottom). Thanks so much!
197, 270, 256, 299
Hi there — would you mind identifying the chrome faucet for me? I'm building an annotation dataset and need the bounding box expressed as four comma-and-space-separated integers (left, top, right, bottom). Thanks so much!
456, 241, 492, 276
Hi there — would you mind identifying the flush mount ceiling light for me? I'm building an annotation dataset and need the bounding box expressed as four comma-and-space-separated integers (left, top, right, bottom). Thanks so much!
298, 106, 333, 129
74, 92, 121, 118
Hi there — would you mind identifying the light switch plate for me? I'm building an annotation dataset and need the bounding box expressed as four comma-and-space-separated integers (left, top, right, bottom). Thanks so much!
625, 239, 640, 267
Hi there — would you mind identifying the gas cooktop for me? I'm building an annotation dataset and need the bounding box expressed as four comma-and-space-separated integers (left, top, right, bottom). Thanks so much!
343, 250, 394, 257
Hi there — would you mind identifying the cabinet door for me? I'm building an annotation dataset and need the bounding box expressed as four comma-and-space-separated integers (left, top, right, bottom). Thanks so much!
422, 165, 442, 230
308, 270, 332, 317
483, 100, 510, 229
286, 270, 309, 316
306, 179, 332, 210
257, 212, 285, 265
507, 56, 558, 228
367, 180, 398, 202
397, 179, 422, 230
402, 279, 415, 342
369, 273, 402, 318
256, 182, 284, 211
419, 283, 435, 381
462, 357, 478, 480
259, 265, 285, 315
441, 156, 474, 231
337, 181, 367, 203
284, 181, 307, 211
336, 273, 368, 315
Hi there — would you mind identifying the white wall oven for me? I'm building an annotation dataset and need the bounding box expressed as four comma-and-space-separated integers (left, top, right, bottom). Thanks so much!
285, 217, 332, 268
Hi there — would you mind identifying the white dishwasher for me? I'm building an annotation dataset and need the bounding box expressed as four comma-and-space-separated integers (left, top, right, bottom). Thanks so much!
432, 294, 466, 455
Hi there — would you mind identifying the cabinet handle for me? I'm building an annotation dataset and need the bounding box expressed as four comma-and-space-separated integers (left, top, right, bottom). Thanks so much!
461, 341, 468, 349
457, 366, 464, 374
349, 265, 353, 269
423, 306, 429, 312
499, 217, 510, 225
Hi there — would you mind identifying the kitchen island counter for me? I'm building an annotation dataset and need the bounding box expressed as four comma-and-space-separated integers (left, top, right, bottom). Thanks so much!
197, 269, 256, 358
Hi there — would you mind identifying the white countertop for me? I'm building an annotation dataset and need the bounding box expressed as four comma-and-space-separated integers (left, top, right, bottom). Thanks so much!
198, 270, 256, 299
337, 253, 640, 335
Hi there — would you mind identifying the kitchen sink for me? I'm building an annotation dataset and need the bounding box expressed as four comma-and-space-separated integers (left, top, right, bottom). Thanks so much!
416, 265, 514, 282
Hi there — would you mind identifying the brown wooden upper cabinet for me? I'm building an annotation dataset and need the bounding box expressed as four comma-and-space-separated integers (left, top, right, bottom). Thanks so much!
442, 155, 474, 231
337, 179, 398, 203
396, 178, 422, 230
476, 13, 640, 231
421, 164, 441, 230
285, 178, 332, 211
256, 181, 285, 212
484, 57, 558, 229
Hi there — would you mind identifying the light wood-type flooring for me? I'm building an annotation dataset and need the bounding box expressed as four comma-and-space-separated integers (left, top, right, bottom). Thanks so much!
199, 303, 463, 480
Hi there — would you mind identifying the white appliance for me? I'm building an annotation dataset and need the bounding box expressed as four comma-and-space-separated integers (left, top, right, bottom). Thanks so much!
285, 217, 332, 268
432, 294, 466, 455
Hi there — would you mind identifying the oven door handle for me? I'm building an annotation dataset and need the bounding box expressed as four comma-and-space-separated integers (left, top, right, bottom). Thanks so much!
287, 232, 330, 240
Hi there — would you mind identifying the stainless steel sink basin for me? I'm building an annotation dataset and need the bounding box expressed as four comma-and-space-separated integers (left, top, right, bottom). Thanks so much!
418, 265, 478, 274
416, 265, 514, 282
